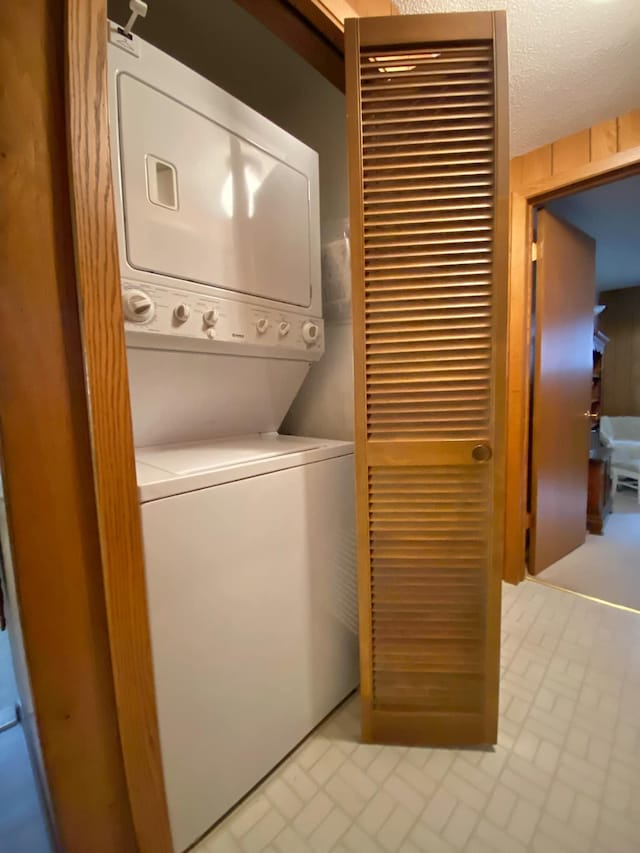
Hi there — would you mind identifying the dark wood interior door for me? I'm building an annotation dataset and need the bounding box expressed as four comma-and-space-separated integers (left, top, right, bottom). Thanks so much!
530, 210, 596, 575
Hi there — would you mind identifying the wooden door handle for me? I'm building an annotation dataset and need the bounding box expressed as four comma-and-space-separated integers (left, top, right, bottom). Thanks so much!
472, 444, 492, 462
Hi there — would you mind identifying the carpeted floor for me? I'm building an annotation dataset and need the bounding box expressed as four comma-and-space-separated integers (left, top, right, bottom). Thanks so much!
537, 488, 640, 611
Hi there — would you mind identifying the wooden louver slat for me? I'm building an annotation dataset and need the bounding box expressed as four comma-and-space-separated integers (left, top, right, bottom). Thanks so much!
346, 11, 509, 747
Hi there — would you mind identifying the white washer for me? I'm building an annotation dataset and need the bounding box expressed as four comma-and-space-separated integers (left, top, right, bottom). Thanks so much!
136, 435, 358, 851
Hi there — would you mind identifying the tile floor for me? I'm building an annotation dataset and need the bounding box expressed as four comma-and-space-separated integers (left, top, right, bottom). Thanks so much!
538, 490, 640, 610
0, 724, 52, 853
193, 580, 640, 853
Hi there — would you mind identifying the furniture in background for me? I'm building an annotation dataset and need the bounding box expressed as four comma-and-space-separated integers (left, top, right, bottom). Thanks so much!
601, 415, 640, 503
587, 445, 613, 533
590, 329, 608, 428
587, 332, 612, 533
611, 460, 640, 503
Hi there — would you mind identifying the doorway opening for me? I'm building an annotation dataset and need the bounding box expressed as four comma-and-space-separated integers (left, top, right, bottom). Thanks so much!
527, 174, 640, 610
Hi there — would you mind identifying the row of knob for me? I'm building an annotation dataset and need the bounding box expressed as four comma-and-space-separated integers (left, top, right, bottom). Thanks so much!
123, 289, 320, 344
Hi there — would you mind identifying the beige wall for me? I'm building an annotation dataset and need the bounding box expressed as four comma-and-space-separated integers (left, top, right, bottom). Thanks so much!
600, 286, 640, 417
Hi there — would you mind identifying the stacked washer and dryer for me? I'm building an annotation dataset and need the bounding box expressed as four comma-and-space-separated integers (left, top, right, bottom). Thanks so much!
107, 24, 358, 853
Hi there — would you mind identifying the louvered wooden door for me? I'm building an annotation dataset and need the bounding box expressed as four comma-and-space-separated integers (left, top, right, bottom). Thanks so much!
345, 12, 509, 745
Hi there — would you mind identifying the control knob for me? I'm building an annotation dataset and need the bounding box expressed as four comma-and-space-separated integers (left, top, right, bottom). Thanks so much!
173, 303, 191, 323
123, 289, 155, 324
279, 321, 291, 337
256, 318, 269, 334
203, 308, 219, 327
302, 320, 320, 345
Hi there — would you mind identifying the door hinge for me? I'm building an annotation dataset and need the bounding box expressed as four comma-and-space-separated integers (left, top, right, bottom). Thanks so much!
531, 242, 538, 262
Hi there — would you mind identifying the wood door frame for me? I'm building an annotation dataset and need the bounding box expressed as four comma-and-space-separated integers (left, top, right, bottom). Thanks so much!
505, 144, 640, 584
1, 1, 146, 850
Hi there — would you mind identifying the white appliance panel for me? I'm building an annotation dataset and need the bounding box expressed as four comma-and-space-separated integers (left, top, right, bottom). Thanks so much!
127, 348, 309, 447
141, 455, 358, 851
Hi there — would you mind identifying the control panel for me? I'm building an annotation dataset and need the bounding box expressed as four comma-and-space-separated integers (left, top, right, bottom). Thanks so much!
122, 284, 324, 360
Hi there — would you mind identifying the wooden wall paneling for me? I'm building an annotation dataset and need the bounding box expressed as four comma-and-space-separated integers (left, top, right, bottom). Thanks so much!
591, 118, 618, 160
0, 2, 138, 850
346, 11, 509, 746
618, 108, 640, 151
65, 1, 174, 851
600, 286, 640, 416
552, 129, 590, 174
517, 145, 552, 188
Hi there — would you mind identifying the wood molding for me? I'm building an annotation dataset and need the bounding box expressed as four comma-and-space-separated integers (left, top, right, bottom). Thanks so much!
234, 0, 346, 89
234, 0, 393, 91
0, 2, 137, 850
505, 112, 640, 585
65, 1, 173, 851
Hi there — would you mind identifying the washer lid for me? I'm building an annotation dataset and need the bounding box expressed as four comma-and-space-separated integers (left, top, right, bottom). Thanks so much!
135, 434, 353, 502
136, 434, 323, 476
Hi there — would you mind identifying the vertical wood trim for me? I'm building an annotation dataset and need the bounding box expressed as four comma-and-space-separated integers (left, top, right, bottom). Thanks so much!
484, 8, 509, 741
0, 1, 137, 850
504, 193, 532, 584
591, 119, 618, 160
618, 109, 640, 151
345, 17, 374, 741
552, 129, 590, 174
65, 1, 173, 851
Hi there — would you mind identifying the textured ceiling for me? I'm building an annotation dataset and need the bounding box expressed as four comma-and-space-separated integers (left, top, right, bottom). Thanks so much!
546, 175, 640, 292
395, 0, 640, 156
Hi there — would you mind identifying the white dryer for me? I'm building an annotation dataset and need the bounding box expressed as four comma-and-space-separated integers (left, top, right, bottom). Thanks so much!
107, 24, 358, 852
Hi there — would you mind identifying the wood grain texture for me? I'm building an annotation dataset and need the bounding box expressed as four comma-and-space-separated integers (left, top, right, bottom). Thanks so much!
517, 145, 552, 187
0, 2, 136, 850
600, 286, 640, 416
552, 129, 590, 174
591, 119, 618, 160
511, 109, 640, 193
65, 1, 173, 851
618, 108, 640, 151
346, 11, 507, 746
530, 212, 595, 575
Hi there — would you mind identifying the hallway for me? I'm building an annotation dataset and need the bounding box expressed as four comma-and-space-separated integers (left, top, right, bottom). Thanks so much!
537, 490, 640, 611
195, 580, 640, 853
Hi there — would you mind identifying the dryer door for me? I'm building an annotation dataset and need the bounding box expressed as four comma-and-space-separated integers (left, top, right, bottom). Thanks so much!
116, 74, 313, 307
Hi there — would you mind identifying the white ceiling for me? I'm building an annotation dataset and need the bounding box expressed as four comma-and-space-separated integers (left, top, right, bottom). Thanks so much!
396, 0, 640, 156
